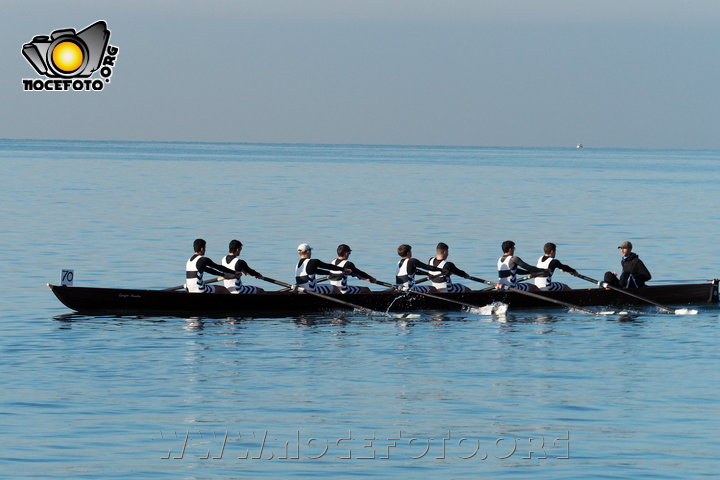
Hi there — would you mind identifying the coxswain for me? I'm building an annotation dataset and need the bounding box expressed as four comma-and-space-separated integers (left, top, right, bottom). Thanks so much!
295, 243, 350, 294
186, 238, 235, 293
427, 242, 471, 293
329, 244, 375, 294
220, 239, 265, 294
534, 242, 576, 291
396, 244, 436, 292
603, 241, 652, 288
497, 240, 546, 292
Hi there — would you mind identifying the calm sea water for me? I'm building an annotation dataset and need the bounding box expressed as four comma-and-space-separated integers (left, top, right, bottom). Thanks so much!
0, 139, 718, 479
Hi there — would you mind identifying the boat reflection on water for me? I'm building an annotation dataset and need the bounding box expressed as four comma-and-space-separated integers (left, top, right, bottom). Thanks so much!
184, 317, 204, 331
52, 312, 170, 328
48, 303, 664, 333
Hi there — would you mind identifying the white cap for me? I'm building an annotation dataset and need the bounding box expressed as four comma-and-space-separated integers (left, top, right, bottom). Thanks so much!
297, 243, 312, 252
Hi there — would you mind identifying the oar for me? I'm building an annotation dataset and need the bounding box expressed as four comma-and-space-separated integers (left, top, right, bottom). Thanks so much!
164, 276, 224, 291
369, 279, 487, 311
288, 275, 428, 294
279, 276, 328, 292
278, 275, 428, 293
570, 272, 693, 315
466, 275, 605, 315
256, 275, 398, 316
478, 274, 531, 292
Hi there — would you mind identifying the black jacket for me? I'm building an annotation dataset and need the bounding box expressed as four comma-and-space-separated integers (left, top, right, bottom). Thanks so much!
619, 252, 652, 288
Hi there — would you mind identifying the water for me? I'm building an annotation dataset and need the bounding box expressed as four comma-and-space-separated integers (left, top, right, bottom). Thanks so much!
1, 139, 719, 479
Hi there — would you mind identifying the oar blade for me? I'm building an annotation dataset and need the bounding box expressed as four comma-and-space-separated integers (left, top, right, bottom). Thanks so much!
673, 308, 698, 315
467, 302, 509, 316
571, 271, 689, 315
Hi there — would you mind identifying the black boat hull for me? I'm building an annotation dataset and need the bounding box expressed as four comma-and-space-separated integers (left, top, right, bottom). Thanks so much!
48, 281, 719, 316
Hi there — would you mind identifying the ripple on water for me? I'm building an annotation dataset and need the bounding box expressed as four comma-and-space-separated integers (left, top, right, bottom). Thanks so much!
2, 141, 720, 479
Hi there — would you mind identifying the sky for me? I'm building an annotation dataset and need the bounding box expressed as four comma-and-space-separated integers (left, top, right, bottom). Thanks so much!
2, 0, 719, 148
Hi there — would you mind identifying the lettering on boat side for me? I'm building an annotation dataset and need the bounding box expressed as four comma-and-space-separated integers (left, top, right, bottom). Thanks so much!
155, 430, 570, 461
118, 294, 142, 299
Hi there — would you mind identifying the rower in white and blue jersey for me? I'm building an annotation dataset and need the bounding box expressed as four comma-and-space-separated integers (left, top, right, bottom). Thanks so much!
497, 240, 546, 292
329, 244, 375, 294
535, 242, 577, 291
427, 242, 471, 293
185, 238, 235, 294
295, 243, 352, 294
220, 239, 265, 294
396, 244, 436, 292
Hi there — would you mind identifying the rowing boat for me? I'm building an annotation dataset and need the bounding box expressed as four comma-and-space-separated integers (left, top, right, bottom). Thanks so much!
48, 280, 719, 316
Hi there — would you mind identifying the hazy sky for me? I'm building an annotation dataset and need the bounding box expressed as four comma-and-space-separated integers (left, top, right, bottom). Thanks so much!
3, 0, 719, 148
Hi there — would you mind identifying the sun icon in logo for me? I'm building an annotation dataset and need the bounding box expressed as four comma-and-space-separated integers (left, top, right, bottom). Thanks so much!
51, 41, 84, 73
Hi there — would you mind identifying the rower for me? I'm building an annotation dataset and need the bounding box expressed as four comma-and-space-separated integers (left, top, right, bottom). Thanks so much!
221, 239, 265, 294
603, 241, 652, 289
396, 244, 436, 292
329, 244, 375, 294
535, 242, 577, 291
186, 238, 235, 294
497, 240, 546, 292
295, 243, 350, 294
427, 242, 471, 293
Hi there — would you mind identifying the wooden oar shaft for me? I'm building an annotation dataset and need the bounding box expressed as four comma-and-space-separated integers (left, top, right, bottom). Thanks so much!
479, 274, 531, 291
165, 273, 423, 293
572, 272, 675, 313
466, 275, 600, 315
371, 280, 483, 310
164, 276, 224, 292
279, 276, 328, 292
257, 275, 378, 314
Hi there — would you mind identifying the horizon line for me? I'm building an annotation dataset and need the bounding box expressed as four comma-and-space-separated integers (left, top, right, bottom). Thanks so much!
0, 137, 717, 152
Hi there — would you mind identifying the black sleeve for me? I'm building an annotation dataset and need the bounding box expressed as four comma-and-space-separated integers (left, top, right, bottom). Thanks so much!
549, 259, 575, 272
513, 256, 545, 274
198, 257, 235, 276
635, 259, 652, 282
307, 259, 339, 276
407, 258, 432, 275
235, 259, 260, 277
345, 261, 372, 279
444, 261, 469, 278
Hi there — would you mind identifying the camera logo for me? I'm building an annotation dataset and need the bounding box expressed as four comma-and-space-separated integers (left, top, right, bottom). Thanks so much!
22, 20, 119, 92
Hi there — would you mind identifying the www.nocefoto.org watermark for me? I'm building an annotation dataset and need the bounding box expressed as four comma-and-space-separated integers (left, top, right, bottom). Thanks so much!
21, 20, 118, 91
156, 430, 570, 461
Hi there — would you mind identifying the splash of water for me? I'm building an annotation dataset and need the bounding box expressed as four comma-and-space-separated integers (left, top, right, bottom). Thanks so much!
468, 302, 508, 316
383, 291, 422, 318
